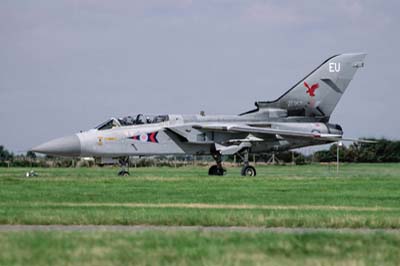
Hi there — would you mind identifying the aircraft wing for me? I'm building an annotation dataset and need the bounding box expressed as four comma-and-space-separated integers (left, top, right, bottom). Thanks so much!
194, 124, 372, 143
226, 125, 340, 140
194, 124, 336, 138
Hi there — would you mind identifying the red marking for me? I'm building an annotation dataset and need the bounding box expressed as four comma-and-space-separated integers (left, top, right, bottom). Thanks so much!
149, 132, 157, 143
149, 132, 155, 143
304, 82, 319, 97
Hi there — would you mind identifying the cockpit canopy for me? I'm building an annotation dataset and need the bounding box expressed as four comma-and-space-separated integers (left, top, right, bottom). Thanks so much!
95, 114, 169, 131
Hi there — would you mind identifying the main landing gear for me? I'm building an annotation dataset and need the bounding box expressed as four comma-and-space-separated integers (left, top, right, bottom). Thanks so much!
118, 157, 130, 176
237, 148, 257, 177
208, 149, 226, 176
208, 145, 257, 177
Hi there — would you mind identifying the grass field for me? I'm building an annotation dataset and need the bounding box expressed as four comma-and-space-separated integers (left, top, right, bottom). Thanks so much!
1, 230, 400, 266
1, 164, 400, 265
1, 164, 400, 228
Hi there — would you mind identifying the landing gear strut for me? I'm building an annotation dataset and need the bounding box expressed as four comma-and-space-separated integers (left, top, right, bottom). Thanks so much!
118, 157, 130, 176
208, 148, 226, 176
237, 148, 257, 177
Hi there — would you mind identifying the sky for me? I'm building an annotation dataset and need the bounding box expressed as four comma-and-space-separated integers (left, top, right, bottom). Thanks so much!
0, 0, 399, 153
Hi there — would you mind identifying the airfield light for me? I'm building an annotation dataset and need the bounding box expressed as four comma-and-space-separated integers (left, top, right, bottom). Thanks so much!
336, 141, 343, 174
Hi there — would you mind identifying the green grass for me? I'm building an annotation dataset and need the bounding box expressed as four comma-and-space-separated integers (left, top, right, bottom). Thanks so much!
0, 164, 400, 228
1, 230, 400, 266
1, 164, 400, 265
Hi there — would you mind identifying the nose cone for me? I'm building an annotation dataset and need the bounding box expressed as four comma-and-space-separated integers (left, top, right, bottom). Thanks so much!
32, 135, 81, 157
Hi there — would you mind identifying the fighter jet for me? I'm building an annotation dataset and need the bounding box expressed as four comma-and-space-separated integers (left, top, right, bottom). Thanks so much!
32, 53, 367, 176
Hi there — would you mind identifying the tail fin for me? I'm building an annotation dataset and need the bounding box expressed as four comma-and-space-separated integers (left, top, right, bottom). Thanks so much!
257, 53, 366, 119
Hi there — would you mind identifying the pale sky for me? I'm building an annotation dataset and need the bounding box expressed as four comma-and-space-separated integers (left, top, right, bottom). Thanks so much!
0, 0, 399, 152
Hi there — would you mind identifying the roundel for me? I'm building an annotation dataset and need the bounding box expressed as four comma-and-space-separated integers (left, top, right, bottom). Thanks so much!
140, 134, 148, 142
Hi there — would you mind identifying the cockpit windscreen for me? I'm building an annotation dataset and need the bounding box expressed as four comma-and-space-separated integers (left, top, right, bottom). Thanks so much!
95, 114, 169, 130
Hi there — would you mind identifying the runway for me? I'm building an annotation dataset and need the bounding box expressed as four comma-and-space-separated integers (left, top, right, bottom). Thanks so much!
0, 225, 399, 234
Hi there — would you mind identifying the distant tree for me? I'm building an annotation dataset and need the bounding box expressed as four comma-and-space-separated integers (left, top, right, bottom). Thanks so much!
314, 150, 335, 162
357, 139, 400, 162
384, 141, 400, 162
26, 151, 37, 159
312, 139, 400, 163
276, 151, 305, 164
294, 153, 306, 165
0, 146, 13, 162
343, 143, 359, 162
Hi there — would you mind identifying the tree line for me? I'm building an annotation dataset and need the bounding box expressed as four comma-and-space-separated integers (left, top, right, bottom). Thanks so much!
312, 139, 400, 163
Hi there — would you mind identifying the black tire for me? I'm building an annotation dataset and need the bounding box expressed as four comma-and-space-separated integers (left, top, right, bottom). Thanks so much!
118, 170, 130, 176
208, 165, 226, 176
241, 165, 256, 177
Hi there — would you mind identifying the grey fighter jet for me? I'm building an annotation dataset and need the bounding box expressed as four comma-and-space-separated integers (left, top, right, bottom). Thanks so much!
32, 53, 367, 176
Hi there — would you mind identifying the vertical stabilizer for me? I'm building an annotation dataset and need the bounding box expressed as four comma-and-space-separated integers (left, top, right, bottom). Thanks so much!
257, 53, 366, 119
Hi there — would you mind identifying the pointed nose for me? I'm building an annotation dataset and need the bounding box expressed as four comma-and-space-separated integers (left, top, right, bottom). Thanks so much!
32, 135, 81, 157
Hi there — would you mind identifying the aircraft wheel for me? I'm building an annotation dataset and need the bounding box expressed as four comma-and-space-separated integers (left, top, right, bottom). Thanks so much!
118, 170, 130, 176
241, 165, 256, 177
208, 165, 226, 176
